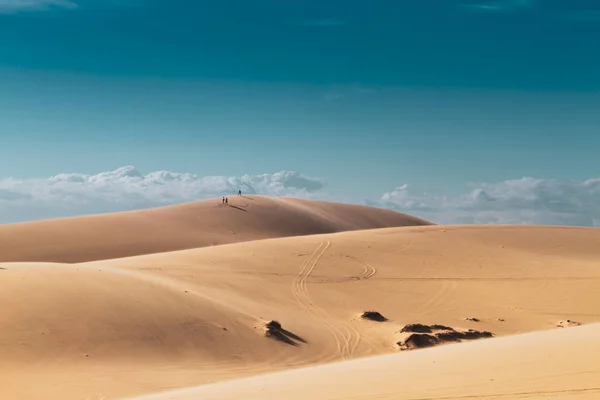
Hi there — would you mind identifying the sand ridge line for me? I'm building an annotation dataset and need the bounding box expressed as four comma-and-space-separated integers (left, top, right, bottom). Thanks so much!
0, 196, 432, 264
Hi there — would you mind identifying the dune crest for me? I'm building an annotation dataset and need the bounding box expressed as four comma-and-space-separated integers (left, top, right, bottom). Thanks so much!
0, 196, 432, 263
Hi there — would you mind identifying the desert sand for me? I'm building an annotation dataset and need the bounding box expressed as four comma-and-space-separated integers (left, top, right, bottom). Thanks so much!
0, 196, 431, 263
128, 323, 600, 400
1, 196, 599, 400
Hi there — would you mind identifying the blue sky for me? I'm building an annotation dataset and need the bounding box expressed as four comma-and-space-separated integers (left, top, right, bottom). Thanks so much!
0, 0, 599, 225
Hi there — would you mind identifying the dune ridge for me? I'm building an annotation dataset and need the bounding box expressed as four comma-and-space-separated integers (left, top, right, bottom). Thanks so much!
0, 195, 432, 263
2, 211, 600, 399
126, 323, 600, 400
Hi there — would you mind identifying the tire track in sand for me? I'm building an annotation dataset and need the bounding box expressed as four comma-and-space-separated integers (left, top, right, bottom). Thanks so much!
292, 241, 361, 361
343, 255, 387, 355
345, 255, 377, 281
291, 241, 342, 358
304, 247, 363, 360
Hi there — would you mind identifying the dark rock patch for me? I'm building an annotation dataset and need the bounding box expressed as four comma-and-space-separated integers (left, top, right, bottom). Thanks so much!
264, 320, 307, 346
398, 334, 439, 350
361, 311, 388, 322
399, 323, 455, 333
398, 324, 494, 351
400, 323, 433, 333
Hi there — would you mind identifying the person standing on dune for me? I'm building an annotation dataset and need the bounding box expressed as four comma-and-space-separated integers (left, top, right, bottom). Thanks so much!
222, 196, 225, 205
238, 190, 242, 196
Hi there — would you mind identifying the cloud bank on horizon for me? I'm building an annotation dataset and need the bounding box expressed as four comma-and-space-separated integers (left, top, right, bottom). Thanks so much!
0, 166, 599, 226
0, 167, 326, 223
378, 179, 600, 227
0, 0, 76, 13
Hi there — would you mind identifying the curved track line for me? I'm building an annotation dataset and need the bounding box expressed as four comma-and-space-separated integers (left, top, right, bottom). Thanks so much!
311, 255, 377, 284
340, 256, 380, 355
291, 241, 362, 361
291, 241, 343, 359
351, 257, 377, 280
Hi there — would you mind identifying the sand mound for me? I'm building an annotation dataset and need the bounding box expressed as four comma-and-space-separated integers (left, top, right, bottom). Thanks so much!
2, 224, 600, 399
0, 263, 274, 364
0, 196, 432, 263
128, 324, 600, 400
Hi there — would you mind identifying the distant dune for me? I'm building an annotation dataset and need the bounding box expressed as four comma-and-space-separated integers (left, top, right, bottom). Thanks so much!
1, 222, 599, 400
0, 196, 432, 263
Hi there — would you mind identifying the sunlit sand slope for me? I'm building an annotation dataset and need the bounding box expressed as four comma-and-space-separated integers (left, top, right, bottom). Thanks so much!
1, 225, 599, 399
0, 196, 432, 263
131, 323, 600, 400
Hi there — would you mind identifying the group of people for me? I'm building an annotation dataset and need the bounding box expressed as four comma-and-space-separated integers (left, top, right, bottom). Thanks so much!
222, 190, 242, 205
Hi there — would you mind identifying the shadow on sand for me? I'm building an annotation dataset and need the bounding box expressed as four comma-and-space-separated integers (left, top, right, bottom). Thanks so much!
265, 321, 307, 346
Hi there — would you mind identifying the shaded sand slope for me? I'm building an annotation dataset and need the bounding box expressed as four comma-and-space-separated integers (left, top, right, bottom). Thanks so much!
131, 323, 600, 400
1, 225, 599, 400
0, 196, 432, 263
0, 263, 266, 364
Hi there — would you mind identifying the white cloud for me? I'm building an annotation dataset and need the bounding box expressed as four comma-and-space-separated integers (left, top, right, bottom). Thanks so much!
2, 166, 599, 227
376, 177, 600, 227
0, 0, 76, 13
0, 166, 326, 223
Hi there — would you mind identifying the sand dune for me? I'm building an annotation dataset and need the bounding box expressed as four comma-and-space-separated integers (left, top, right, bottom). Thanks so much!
0, 196, 432, 263
2, 221, 600, 400
128, 323, 600, 400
